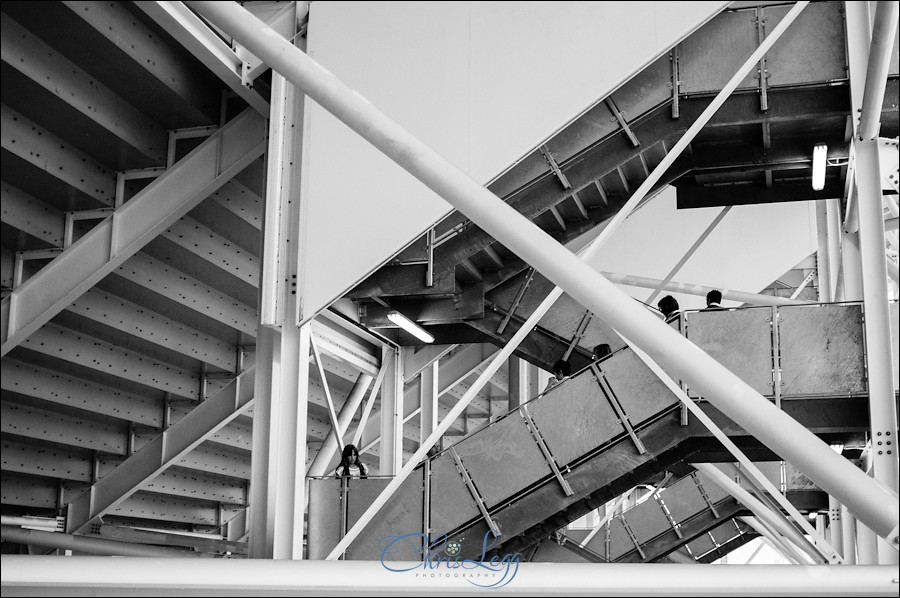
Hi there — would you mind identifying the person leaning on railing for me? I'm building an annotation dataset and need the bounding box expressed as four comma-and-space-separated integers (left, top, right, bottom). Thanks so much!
334, 444, 368, 478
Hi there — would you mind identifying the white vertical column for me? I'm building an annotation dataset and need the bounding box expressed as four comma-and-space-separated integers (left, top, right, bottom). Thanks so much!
815, 201, 832, 302
824, 198, 843, 301
841, 505, 857, 564
248, 12, 310, 559
507, 356, 529, 410
380, 346, 403, 474
828, 497, 844, 557
420, 360, 438, 442
856, 140, 900, 494
840, 231, 864, 301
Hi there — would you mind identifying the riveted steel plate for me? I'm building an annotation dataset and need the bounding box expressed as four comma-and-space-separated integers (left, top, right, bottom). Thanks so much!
454, 412, 550, 508
527, 370, 623, 466
709, 521, 740, 546
601, 349, 679, 426
608, 516, 636, 560
679, 10, 758, 94
684, 307, 774, 397
624, 498, 673, 544
307, 477, 343, 560
688, 532, 716, 558
778, 304, 866, 396
346, 470, 424, 561
429, 452, 481, 536
765, 3, 847, 87
659, 475, 707, 523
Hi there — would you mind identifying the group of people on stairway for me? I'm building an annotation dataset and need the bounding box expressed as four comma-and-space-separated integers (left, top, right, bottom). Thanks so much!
545, 289, 725, 393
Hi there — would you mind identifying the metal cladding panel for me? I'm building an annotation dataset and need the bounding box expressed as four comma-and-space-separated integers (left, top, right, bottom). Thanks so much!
429, 452, 481, 536
764, 3, 847, 87
684, 307, 774, 397
625, 498, 673, 544
545, 102, 618, 165
608, 516, 636, 560
709, 520, 740, 546
660, 476, 707, 523
688, 532, 716, 557
305, 477, 343, 560
454, 411, 550, 508
694, 469, 731, 504
528, 538, 591, 563
526, 371, 623, 466
536, 295, 589, 343
346, 471, 424, 561
610, 54, 673, 122
778, 304, 866, 397
601, 349, 679, 426
679, 9, 758, 94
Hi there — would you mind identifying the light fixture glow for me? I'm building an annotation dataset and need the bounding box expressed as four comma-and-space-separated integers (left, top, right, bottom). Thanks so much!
387, 311, 434, 343
812, 143, 827, 191
829, 442, 844, 455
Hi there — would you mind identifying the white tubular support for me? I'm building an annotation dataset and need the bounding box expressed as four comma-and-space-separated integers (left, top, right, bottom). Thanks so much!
187, 0, 898, 548
0, 526, 198, 558
856, 2, 899, 141
306, 373, 373, 476
3, 556, 899, 595
694, 466, 822, 564
600, 271, 805, 306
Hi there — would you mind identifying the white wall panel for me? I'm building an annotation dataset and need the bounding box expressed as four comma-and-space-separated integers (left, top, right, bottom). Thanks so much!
299, 1, 728, 322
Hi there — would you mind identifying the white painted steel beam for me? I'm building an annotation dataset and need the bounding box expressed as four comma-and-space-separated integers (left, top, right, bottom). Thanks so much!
310, 319, 380, 376
379, 346, 403, 474
114, 252, 257, 336
1, 108, 267, 356
67, 287, 237, 371
0, 183, 65, 247
61, 0, 219, 123
162, 217, 259, 287
0, 13, 167, 162
1, 359, 161, 426
191, 0, 899, 550
21, 323, 199, 399
1, 400, 127, 455
1, 439, 246, 504
248, 68, 308, 559
133, 1, 270, 116
0, 104, 116, 206
2, 556, 897, 596
65, 367, 255, 534
209, 180, 263, 230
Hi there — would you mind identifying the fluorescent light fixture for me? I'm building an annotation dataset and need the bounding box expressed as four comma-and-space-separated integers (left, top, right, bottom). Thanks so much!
812, 143, 827, 191
387, 311, 434, 343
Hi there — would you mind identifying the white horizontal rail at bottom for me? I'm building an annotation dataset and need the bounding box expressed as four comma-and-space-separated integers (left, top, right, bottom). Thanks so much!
0, 557, 896, 596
